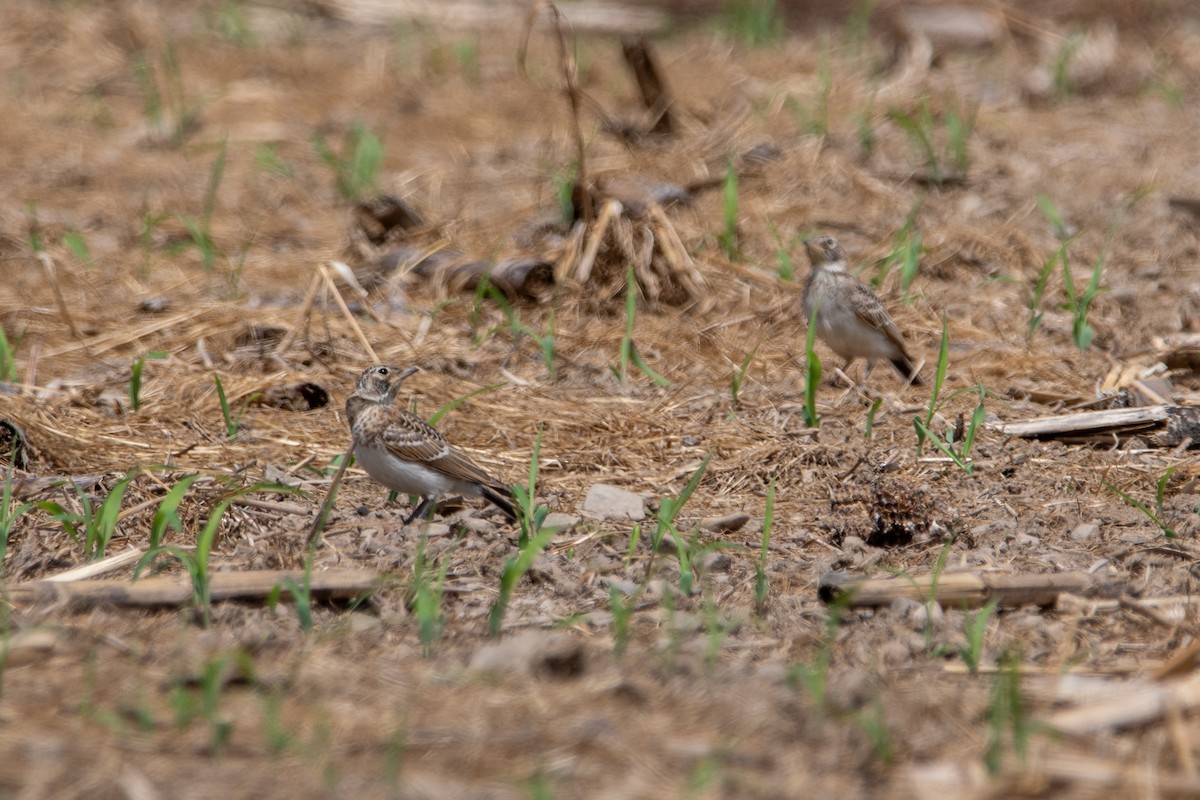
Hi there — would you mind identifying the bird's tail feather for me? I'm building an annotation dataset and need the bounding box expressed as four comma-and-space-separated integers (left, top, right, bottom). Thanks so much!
891, 355, 924, 385
483, 485, 518, 521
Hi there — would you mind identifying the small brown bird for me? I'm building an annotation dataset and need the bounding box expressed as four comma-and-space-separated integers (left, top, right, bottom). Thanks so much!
801, 235, 923, 385
345, 365, 516, 524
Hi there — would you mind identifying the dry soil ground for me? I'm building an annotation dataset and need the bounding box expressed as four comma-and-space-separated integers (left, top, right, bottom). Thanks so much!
4, 1, 1200, 798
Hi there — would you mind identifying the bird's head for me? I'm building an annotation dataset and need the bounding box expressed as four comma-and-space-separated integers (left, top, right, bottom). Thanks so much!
803, 235, 849, 272
353, 364, 420, 402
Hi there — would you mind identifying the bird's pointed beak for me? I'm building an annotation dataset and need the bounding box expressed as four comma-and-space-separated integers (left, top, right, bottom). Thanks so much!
397, 366, 420, 380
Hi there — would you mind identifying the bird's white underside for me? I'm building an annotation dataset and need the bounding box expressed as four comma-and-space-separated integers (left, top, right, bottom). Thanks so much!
807, 295, 901, 362
353, 442, 483, 499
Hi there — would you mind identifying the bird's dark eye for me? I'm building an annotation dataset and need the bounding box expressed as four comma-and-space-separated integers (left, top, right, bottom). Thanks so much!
378, 367, 389, 375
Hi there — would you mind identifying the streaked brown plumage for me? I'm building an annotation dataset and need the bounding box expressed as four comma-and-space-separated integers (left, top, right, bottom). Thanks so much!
345, 365, 516, 524
801, 235, 923, 385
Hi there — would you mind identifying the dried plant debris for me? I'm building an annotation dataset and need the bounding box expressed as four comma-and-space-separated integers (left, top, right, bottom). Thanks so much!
256, 381, 330, 411
0, 418, 29, 470
823, 478, 938, 549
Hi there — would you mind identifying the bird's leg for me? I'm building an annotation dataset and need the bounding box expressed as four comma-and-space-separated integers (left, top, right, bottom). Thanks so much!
403, 496, 436, 526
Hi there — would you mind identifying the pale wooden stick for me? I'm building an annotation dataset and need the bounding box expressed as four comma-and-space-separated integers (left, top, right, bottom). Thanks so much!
819, 570, 1113, 609
1034, 753, 1200, 794
9, 568, 382, 608
1047, 673, 1200, 735
575, 199, 620, 284
319, 265, 379, 362
42, 548, 144, 583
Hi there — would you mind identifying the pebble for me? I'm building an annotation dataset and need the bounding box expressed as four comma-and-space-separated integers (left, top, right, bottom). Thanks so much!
1071, 522, 1100, 543
701, 513, 750, 533
469, 631, 586, 678
543, 512, 582, 531
698, 551, 733, 573
581, 483, 646, 521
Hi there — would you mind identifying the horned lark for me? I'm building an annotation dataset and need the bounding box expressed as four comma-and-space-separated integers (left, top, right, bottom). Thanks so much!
801, 235, 923, 385
346, 365, 516, 524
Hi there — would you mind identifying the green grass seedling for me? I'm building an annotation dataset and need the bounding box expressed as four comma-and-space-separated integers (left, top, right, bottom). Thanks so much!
914, 315, 950, 457
803, 304, 822, 428
427, 382, 505, 427
452, 39, 481, 85
213, 373, 260, 439
1107, 467, 1178, 538
718, 0, 784, 46
649, 453, 712, 553
129, 351, 167, 412
717, 163, 739, 259
411, 534, 456, 655
210, 1, 259, 48
769, 225, 799, 281
864, 397, 882, 439
131, 39, 203, 146
138, 481, 298, 625
0, 460, 36, 581
857, 699, 893, 764
960, 599, 998, 674
1027, 242, 1065, 338
913, 391, 985, 474
37, 470, 141, 561
178, 139, 228, 271
613, 264, 670, 386
729, 336, 763, 415
789, 41, 832, 136
149, 473, 202, 549
254, 142, 293, 178
0, 325, 17, 384
1052, 30, 1086, 99
888, 98, 976, 185
488, 525, 558, 637
272, 549, 316, 633
1060, 246, 1105, 351
787, 593, 850, 712
63, 230, 92, 264
552, 162, 577, 224
488, 429, 559, 635
702, 594, 737, 673
1036, 194, 1071, 240
475, 283, 559, 379
754, 478, 774, 616
608, 583, 634, 657
313, 121, 384, 203
985, 651, 1032, 774
845, 0, 879, 55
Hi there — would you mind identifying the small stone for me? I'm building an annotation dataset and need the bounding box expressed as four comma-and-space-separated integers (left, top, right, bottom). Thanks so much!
348, 611, 381, 633
417, 522, 452, 537
582, 483, 646, 521
455, 517, 497, 535
825, 667, 874, 714
841, 535, 867, 554
682, 436, 701, 447
543, 512, 581, 531
603, 578, 640, 596
970, 519, 1016, 540
701, 513, 751, 533
880, 639, 911, 666
138, 295, 171, 313
889, 597, 922, 619
1071, 522, 1100, 543
469, 631, 586, 678
698, 551, 733, 573
904, 601, 944, 632
1013, 533, 1039, 548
